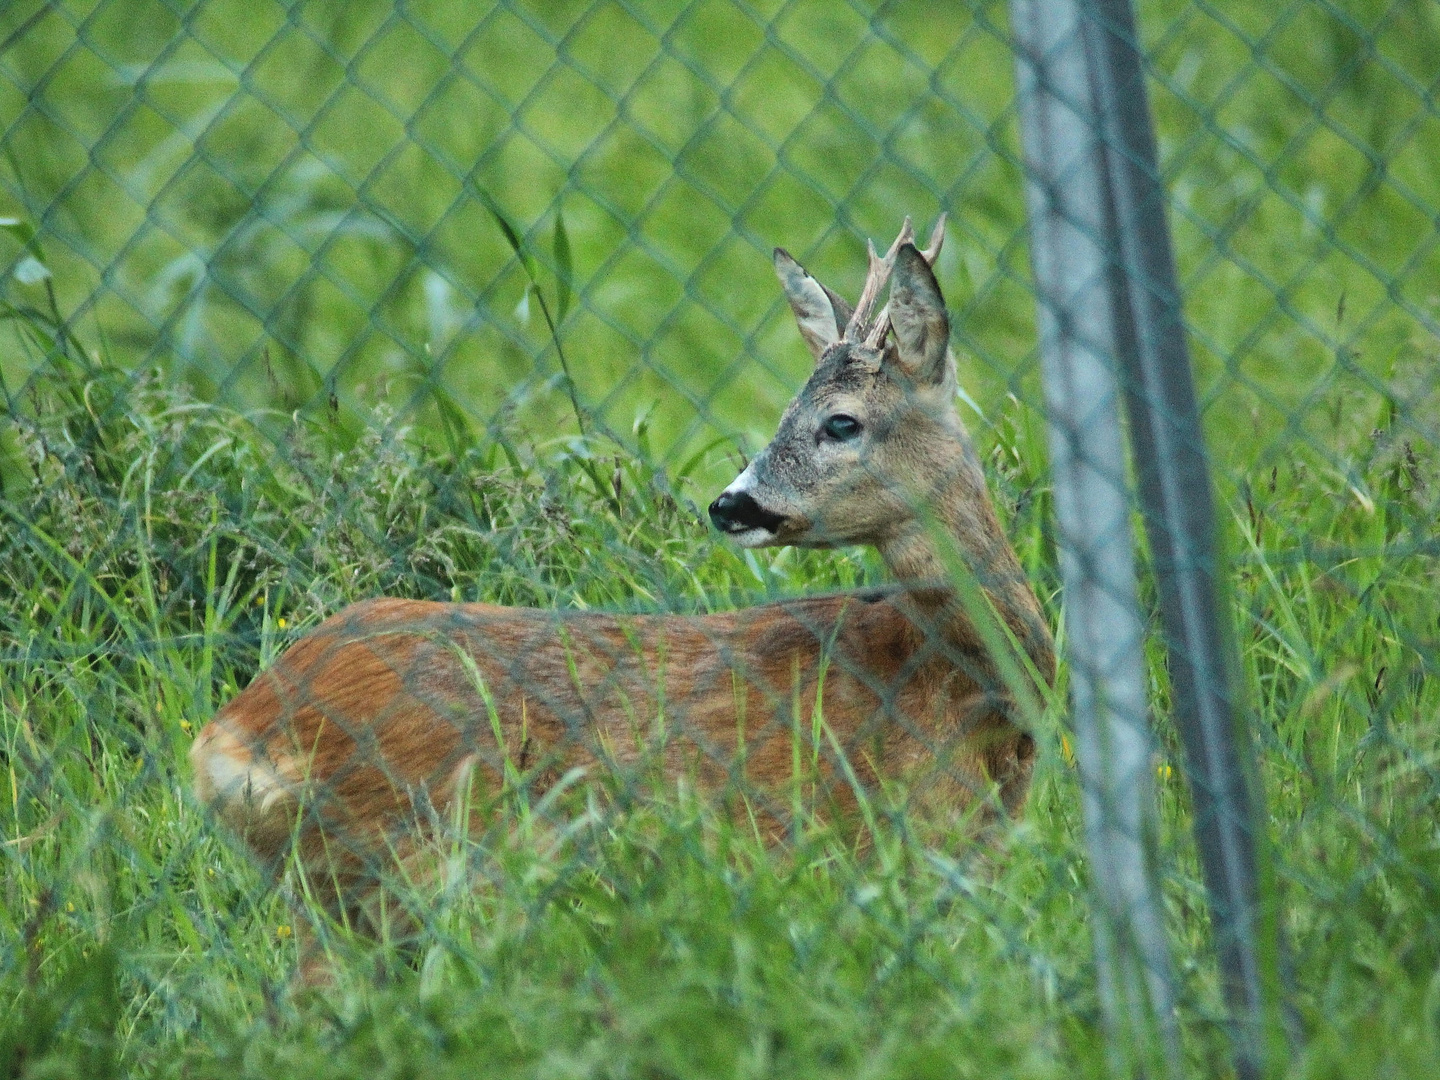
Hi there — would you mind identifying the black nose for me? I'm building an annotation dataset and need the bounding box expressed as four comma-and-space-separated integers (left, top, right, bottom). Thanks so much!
708, 489, 785, 534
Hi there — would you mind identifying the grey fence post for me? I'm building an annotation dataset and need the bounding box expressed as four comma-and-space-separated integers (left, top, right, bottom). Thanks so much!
1008, 0, 1179, 1071
1080, 1, 1289, 1076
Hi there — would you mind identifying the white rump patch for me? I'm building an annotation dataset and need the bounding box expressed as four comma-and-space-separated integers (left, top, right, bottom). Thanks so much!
191, 726, 297, 821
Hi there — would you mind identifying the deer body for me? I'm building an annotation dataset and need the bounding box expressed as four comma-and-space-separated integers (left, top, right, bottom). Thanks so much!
191, 217, 1055, 951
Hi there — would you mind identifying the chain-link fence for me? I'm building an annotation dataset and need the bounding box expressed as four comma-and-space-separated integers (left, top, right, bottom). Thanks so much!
3, 0, 1438, 1076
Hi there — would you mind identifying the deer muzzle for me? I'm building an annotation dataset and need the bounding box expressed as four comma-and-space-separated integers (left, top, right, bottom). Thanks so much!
708, 488, 786, 537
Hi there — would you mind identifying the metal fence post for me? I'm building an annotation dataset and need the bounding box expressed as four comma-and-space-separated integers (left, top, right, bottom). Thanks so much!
1008, 0, 1179, 1071
1080, 1, 1290, 1075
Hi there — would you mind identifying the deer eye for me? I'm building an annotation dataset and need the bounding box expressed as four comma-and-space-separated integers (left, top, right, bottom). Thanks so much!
822, 414, 862, 441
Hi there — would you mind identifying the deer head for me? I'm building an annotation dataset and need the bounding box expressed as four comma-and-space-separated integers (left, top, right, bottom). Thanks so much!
708, 216, 982, 555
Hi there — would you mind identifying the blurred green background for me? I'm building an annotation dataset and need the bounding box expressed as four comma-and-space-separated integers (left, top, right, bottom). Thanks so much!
3, 0, 1437, 492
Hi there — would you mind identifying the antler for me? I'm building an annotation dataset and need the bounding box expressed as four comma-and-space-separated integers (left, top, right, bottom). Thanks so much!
842, 217, 914, 342
860, 213, 946, 349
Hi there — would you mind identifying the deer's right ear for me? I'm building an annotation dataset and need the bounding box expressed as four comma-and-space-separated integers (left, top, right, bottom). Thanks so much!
887, 243, 950, 384
774, 249, 850, 361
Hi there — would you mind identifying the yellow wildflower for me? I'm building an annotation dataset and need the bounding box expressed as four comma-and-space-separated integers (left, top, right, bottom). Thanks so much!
1060, 733, 1076, 767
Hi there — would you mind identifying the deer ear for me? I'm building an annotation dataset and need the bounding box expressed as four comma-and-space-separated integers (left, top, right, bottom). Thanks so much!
774, 249, 849, 361
887, 243, 950, 384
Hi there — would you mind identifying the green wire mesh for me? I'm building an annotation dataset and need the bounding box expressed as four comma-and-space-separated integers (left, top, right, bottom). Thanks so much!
3, 0, 1439, 1074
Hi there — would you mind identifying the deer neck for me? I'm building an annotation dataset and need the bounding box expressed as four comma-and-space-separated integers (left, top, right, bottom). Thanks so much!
875, 449, 1053, 680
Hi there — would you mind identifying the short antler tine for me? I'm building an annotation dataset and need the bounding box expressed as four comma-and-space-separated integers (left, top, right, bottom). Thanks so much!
888, 216, 915, 260
920, 212, 946, 265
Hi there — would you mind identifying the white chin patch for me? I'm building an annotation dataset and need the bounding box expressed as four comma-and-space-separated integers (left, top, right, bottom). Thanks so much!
730, 526, 777, 548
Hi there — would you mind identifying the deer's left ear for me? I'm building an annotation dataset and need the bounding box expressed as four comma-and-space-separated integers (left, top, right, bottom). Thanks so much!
887, 243, 950, 384
775, 249, 852, 362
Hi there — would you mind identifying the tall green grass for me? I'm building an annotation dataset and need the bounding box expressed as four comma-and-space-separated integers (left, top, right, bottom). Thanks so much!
1, 0, 1436, 483
3, 323, 1440, 1076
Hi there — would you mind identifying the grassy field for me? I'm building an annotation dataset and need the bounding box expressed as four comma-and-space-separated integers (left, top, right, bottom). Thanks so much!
2, 0, 1437, 478
3, 330, 1440, 1078
4, 0, 1440, 1076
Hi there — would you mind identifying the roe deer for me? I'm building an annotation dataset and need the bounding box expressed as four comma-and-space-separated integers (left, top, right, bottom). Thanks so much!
190, 216, 1055, 970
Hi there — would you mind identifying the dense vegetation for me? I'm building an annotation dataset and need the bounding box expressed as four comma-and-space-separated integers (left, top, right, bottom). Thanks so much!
3, 337, 1439, 1077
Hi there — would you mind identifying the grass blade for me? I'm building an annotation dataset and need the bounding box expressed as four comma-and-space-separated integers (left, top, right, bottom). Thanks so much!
553, 206, 573, 326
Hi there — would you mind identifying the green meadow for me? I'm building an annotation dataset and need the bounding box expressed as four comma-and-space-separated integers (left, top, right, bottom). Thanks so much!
3, 0, 1440, 1075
